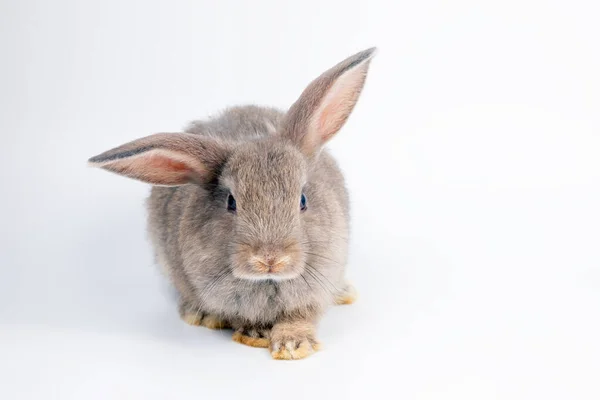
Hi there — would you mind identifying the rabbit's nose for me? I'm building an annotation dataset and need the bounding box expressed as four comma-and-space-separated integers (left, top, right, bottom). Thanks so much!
250, 253, 292, 274
264, 256, 277, 270
266, 255, 291, 273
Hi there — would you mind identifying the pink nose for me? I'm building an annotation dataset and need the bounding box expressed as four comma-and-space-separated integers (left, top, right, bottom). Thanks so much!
250, 253, 291, 274
264, 256, 277, 270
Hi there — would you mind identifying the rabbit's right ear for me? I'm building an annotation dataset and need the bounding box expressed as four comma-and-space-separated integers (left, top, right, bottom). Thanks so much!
88, 133, 229, 186
281, 47, 376, 157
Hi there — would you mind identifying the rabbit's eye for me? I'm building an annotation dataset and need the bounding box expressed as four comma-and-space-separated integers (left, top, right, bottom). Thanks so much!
300, 193, 307, 211
227, 194, 237, 212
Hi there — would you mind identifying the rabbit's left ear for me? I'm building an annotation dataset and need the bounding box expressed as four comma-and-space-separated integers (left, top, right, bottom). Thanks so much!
281, 47, 376, 157
88, 133, 229, 186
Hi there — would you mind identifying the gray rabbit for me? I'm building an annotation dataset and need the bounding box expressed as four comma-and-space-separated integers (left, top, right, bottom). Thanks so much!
89, 48, 376, 360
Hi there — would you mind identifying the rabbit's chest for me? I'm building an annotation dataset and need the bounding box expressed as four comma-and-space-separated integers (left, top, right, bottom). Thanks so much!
229, 282, 290, 321
201, 278, 315, 323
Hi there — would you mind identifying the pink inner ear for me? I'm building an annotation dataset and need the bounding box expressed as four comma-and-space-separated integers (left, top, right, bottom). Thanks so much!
148, 154, 190, 174
135, 153, 195, 185
313, 67, 364, 146
317, 93, 353, 142
102, 150, 198, 186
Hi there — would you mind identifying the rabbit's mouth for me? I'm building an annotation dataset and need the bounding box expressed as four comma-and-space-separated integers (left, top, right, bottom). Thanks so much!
250, 255, 291, 274
230, 240, 305, 281
234, 269, 302, 282
232, 259, 304, 282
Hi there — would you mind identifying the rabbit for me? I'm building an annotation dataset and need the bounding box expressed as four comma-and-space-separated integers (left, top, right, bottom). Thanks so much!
88, 47, 376, 360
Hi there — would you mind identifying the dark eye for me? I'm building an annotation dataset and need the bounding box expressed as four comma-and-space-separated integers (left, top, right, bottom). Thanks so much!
300, 193, 307, 211
227, 194, 237, 212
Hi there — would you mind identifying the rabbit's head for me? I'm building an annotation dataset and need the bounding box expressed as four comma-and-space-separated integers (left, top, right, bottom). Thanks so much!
89, 48, 376, 282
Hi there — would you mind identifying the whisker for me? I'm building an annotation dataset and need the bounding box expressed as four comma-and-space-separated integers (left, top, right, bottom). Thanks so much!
304, 252, 343, 266
303, 265, 337, 300
202, 267, 231, 300
305, 262, 339, 293
304, 267, 331, 297
300, 238, 348, 246
299, 273, 311, 290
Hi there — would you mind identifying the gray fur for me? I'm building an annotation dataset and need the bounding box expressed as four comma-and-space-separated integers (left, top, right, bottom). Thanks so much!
147, 114, 349, 325
89, 48, 376, 358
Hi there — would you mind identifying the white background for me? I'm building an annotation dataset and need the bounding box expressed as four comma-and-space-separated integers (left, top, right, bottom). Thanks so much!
1, 0, 599, 399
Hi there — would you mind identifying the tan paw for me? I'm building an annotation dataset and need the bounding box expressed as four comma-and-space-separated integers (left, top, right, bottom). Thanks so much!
270, 336, 321, 360
232, 327, 270, 348
335, 283, 358, 305
201, 314, 230, 329
182, 312, 203, 326
181, 312, 229, 329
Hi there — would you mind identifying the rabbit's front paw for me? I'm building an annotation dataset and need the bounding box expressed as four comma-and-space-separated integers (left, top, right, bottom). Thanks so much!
232, 326, 271, 348
269, 323, 320, 360
181, 311, 230, 329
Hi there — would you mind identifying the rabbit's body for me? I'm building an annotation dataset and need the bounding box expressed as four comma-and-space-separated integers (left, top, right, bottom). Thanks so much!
90, 48, 375, 359
147, 106, 350, 326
